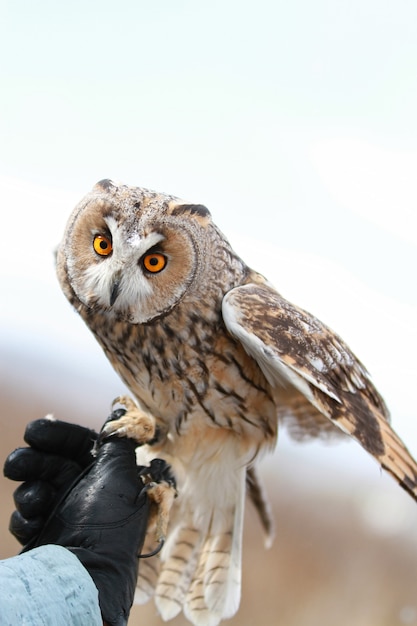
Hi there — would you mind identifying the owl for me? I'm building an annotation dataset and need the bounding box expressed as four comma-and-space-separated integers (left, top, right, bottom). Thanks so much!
56, 179, 417, 626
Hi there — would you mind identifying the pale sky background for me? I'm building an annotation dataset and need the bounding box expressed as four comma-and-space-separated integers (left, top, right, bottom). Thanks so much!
1, 0, 417, 514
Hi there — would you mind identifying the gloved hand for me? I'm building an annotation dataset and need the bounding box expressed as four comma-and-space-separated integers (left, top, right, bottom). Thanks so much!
3, 412, 167, 626
4, 417, 98, 546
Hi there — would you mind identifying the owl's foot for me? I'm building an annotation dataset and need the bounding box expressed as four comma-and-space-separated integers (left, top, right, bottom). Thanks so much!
139, 459, 178, 557
99, 396, 156, 446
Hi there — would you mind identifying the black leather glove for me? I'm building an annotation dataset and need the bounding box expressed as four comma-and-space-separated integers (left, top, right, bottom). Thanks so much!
4, 417, 98, 546
3, 413, 161, 626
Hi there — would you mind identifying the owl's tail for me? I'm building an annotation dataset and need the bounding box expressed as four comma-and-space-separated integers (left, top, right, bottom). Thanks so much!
136, 456, 246, 626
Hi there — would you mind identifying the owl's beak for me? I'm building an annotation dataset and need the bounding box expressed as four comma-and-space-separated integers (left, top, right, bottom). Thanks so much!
110, 272, 122, 306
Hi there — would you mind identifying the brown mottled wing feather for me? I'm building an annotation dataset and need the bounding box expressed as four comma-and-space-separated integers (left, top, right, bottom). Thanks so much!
223, 282, 417, 501
246, 466, 274, 547
273, 383, 347, 442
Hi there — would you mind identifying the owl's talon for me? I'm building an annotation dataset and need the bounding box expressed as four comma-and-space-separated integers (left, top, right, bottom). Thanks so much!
139, 461, 177, 553
139, 458, 177, 488
112, 395, 138, 413
99, 396, 156, 446
139, 538, 165, 559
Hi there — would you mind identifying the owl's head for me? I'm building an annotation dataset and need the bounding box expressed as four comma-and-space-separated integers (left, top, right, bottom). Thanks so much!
56, 179, 214, 323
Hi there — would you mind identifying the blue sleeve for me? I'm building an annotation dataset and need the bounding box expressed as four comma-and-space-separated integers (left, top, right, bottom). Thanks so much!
0, 544, 102, 625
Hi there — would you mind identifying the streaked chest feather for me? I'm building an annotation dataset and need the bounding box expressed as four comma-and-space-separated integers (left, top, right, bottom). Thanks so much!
89, 308, 277, 444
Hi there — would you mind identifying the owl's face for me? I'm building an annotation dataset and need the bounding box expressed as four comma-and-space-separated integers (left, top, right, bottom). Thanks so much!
57, 180, 211, 324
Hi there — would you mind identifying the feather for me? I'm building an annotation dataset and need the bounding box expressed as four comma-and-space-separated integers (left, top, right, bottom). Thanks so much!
148, 435, 247, 626
223, 282, 417, 501
246, 465, 275, 547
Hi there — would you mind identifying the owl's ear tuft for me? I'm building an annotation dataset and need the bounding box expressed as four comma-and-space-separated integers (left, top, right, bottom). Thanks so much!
170, 204, 211, 219
94, 179, 117, 192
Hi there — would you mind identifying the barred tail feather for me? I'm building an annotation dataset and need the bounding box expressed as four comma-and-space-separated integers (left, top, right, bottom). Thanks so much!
135, 540, 160, 604
186, 468, 245, 624
155, 524, 205, 620
154, 464, 246, 626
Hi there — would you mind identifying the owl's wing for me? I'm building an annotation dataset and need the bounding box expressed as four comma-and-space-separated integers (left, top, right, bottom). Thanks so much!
222, 282, 417, 501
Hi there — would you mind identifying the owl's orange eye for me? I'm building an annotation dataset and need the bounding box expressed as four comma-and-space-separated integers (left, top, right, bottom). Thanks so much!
93, 234, 113, 256
142, 252, 167, 273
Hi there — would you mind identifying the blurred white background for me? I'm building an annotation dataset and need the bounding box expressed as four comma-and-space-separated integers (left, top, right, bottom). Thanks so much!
1, 2, 417, 624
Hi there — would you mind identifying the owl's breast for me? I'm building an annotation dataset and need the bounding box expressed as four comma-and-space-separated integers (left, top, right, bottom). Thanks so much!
93, 311, 277, 448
